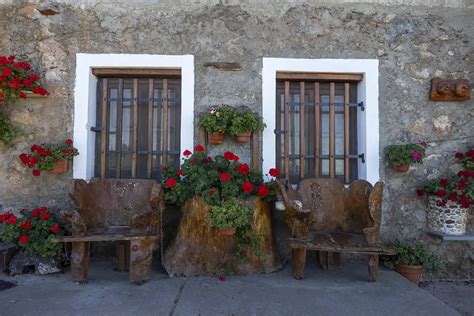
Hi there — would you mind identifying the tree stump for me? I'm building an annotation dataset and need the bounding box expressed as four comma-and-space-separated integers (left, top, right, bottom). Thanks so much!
163, 197, 281, 276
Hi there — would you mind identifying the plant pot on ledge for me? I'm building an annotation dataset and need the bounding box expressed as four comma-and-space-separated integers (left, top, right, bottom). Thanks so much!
427, 196, 468, 235
392, 164, 410, 172
208, 132, 225, 145
234, 132, 251, 143
51, 159, 68, 174
395, 264, 423, 285
219, 227, 236, 236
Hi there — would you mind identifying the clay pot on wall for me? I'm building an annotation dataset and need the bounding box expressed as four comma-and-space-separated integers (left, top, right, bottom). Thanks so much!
395, 264, 423, 285
234, 132, 251, 143
208, 132, 225, 145
392, 164, 409, 172
219, 228, 236, 236
51, 159, 68, 174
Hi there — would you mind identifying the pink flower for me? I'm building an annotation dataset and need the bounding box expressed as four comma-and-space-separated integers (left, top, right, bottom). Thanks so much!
411, 151, 421, 160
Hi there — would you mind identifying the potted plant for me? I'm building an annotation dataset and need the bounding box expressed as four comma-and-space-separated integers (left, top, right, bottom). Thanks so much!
385, 143, 426, 172
417, 149, 473, 235
19, 138, 79, 176
0, 207, 63, 274
229, 110, 265, 143
198, 104, 235, 145
209, 198, 251, 236
384, 241, 440, 285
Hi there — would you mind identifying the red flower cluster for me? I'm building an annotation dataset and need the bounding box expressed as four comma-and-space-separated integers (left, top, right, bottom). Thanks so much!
165, 177, 177, 188
257, 184, 270, 198
0, 212, 16, 224
194, 145, 205, 152
223, 151, 239, 162
237, 163, 250, 175
242, 181, 253, 193
0, 55, 48, 102
269, 168, 280, 178
220, 172, 232, 182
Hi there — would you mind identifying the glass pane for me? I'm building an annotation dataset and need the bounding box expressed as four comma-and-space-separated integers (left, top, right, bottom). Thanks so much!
336, 159, 344, 176
335, 113, 344, 155
321, 113, 329, 155
321, 159, 329, 176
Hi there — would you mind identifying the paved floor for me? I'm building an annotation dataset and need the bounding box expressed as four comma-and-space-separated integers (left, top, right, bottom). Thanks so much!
0, 260, 464, 316
422, 280, 474, 316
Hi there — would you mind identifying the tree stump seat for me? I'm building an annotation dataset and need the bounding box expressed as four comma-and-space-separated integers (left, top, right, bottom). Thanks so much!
51, 178, 164, 284
279, 179, 394, 281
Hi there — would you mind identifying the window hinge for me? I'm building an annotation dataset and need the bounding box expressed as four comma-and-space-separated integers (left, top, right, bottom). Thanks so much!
274, 129, 284, 135
358, 101, 365, 111
359, 153, 365, 163
90, 126, 102, 132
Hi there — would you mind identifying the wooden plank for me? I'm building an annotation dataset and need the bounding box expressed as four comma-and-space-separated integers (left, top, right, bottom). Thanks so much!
147, 79, 154, 178
131, 79, 138, 178
116, 79, 124, 178
100, 79, 108, 178
344, 82, 350, 184
277, 72, 363, 82
52, 234, 159, 243
92, 68, 181, 77
162, 79, 169, 166
314, 82, 320, 177
252, 132, 260, 171
284, 81, 290, 183
329, 82, 335, 178
299, 81, 305, 180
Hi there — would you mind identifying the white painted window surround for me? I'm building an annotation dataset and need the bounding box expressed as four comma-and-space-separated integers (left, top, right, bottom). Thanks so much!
262, 58, 380, 185
73, 53, 194, 180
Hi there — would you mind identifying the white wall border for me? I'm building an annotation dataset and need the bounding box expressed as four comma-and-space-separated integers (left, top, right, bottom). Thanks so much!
262, 58, 379, 184
73, 53, 194, 180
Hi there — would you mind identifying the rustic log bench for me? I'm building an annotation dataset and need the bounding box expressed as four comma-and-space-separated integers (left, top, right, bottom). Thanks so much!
52, 178, 164, 284
278, 179, 394, 281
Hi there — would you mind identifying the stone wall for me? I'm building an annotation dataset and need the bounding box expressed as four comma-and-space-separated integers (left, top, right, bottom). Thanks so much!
0, 0, 472, 278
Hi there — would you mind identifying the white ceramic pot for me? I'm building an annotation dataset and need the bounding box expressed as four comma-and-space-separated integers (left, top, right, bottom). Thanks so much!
427, 196, 469, 235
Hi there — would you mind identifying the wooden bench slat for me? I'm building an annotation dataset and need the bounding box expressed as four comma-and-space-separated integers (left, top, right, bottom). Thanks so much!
52, 234, 159, 243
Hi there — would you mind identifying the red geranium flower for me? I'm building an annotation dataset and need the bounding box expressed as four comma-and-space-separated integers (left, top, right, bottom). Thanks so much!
223, 151, 235, 161
242, 181, 254, 193
457, 179, 468, 190
416, 189, 425, 197
232, 155, 239, 162
165, 177, 177, 188
19, 153, 29, 165
31, 86, 48, 96
220, 172, 231, 182
177, 169, 183, 177
257, 184, 270, 198
50, 224, 60, 233
2, 67, 12, 77
183, 149, 192, 156
269, 168, 280, 177
447, 193, 458, 202
5, 214, 17, 225
40, 212, 50, 221
435, 189, 447, 197
194, 145, 204, 152
454, 152, 464, 159
439, 179, 449, 186
32, 170, 41, 177
237, 163, 250, 175
467, 149, 474, 158
437, 200, 447, 207
18, 235, 29, 245
19, 92, 27, 99
18, 220, 31, 230
66, 138, 73, 145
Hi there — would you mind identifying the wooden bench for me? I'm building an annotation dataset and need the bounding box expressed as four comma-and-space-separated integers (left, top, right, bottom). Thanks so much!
278, 179, 394, 281
52, 178, 164, 284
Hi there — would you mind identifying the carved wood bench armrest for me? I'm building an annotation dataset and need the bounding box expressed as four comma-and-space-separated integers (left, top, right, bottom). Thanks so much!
60, 209, 87, 237
131, 211, 160, 234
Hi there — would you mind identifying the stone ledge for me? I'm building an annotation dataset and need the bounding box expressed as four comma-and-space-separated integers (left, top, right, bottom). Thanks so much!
427, 231, 474, 241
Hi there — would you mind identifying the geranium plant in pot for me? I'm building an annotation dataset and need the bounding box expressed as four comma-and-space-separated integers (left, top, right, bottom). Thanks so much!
383, 241, 439, 285
209, 198, 252, 236
198, 104, 235, 145
417, 149, 473, 235
0, 207, 63, 259
229, 110, 265, 143
385, 143, 426, 172
19, 139, 79, 176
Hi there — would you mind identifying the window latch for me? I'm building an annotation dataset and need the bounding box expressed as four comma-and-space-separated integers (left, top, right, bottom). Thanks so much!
358, 101, 365, 111
274, 129, 284, 135
90, 126, 102, 133
359, 153, 365, 163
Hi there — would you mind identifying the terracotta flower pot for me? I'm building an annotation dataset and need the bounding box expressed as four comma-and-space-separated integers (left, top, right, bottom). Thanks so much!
208, 132, 225, 145
233, 132, 251, 143
51, 159, 68, 174
392, 164, 409, 172
219, 228, 236, 236
395, 264, 423, 285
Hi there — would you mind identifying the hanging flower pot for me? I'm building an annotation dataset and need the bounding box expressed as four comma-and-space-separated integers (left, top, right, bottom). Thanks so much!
234, 132, 251, 143
51, 159, 68, 174
395, 264, 423, 285
219, 227, 236, 236
208, 132, 225, 145
392, 164, 409, 172
427, 196, 468, 235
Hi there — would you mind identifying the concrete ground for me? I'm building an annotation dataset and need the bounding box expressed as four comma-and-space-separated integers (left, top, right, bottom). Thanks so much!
0, 260, 467, 316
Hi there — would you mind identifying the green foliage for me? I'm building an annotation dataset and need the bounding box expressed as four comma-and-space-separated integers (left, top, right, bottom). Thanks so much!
0, 110, 19, 146
198, 105, 235, 133
383, 241, 440, 271
0, 208, 63, 258
208, 198, 251, 229
229, 111, 265, 136
385, 143, 426, 166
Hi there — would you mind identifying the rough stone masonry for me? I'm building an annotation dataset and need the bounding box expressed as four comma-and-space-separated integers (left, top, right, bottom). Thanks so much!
0, 0, 472, 278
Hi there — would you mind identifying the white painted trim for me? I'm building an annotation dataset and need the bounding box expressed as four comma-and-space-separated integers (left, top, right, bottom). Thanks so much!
73, 53, 194, 180
261, 58, 379, 184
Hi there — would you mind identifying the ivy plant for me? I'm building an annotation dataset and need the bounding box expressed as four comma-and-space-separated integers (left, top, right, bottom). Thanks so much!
0, 110, 19, 147
229, 111, 265, 136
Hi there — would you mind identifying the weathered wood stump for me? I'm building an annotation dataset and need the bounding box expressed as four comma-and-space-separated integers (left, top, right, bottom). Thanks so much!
164, 197, 281, 276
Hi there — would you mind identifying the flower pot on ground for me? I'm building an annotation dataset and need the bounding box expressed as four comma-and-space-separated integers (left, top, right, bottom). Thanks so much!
198, 104, 235, 145
229, 110, 265, 143
385, 143, 426, 172
51, 159, 68, 174
383, 241, 440, 285
19, 138, 79, 176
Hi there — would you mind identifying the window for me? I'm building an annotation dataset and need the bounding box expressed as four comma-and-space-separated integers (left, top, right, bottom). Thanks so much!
275, 72, 362, 185
93, 69, 181, 179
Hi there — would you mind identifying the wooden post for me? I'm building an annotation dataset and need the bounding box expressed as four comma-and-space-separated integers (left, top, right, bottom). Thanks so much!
368, 254, 379, 282
162, 79, 169, 166
70, 242, 90, 283
329, 82, 335, 178
314, 82, 320, 177
299, 81, 305, 180
116, 79, 124, 178
129, 238, 155, 284
147, 79, 154, 178
292, 248, 307, 279
284, 81, 290, 183
131, 79, 138, 178
344, 82, 350, 184
100, 79, 108, 178
251, 132, 260, 171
